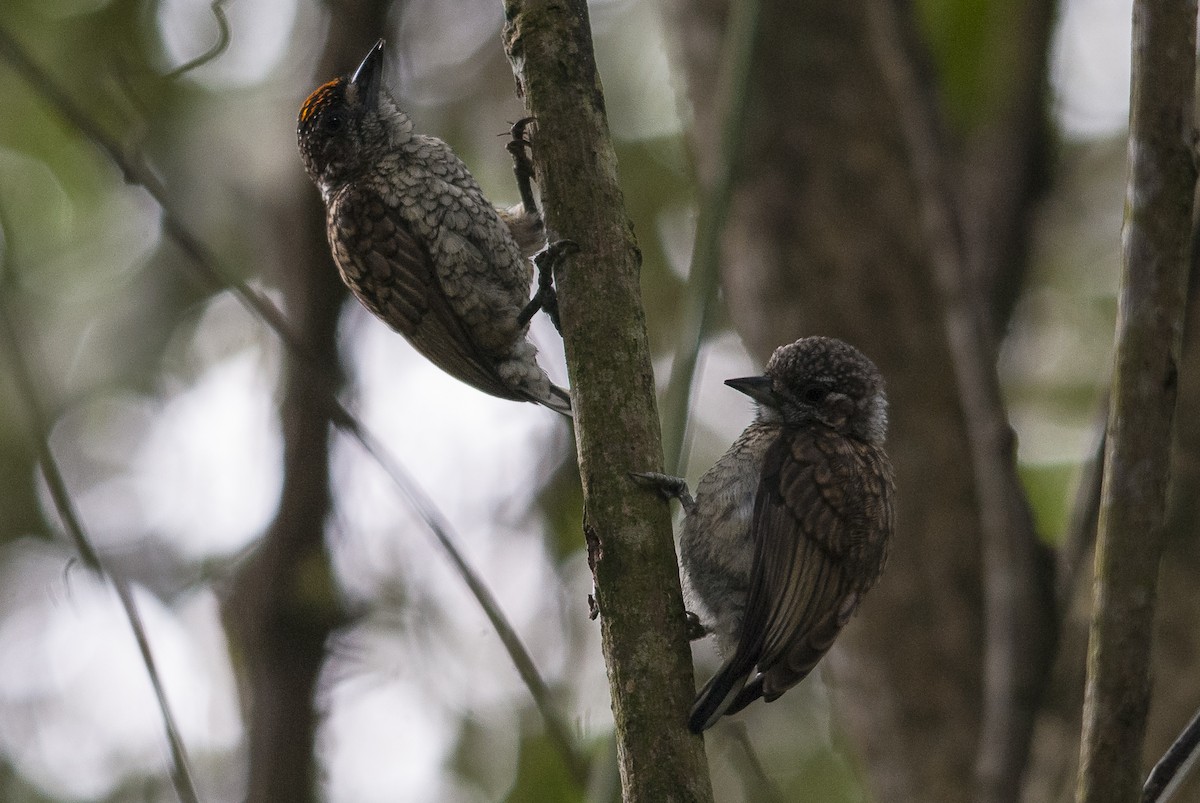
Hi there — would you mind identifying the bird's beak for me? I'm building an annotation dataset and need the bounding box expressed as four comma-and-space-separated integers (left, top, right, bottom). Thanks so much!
351, 39, 385, 110
725, 375, 777, 406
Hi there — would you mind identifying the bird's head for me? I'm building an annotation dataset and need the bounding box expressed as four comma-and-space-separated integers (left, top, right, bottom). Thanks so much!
726, 336, 888, 444
297, 40, 414, 194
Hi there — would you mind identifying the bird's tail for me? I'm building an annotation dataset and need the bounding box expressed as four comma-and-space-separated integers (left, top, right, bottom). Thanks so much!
523, 381, 573, 417
722, 676, 767, 719
689, 654, 758, 733
538, 383, 573, 418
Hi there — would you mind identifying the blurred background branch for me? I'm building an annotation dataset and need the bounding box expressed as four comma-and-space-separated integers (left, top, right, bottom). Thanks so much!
216, 6, 373, 798
658, 0, 760, 478
864, 0, 1056, 798
162, 0, 231, 80
0, 261, 199, 803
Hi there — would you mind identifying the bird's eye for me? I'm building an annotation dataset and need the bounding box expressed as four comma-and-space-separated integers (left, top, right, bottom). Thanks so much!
803, 386, 827, 404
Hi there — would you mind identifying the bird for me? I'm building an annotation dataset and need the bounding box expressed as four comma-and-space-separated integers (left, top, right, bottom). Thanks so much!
636, 336, 894, 732
297, 39, 571, 415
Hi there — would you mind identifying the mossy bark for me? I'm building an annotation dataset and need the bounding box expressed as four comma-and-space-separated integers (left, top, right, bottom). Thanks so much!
501, 2, 714, 801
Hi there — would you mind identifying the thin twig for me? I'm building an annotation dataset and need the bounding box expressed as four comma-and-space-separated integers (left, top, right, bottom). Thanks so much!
726, 723, 786, 803
0, 287, 199, 803
0, 24, 588, 785
659, 0, 762, 477
337, 416, 590, 787
163, 0, 232, 80
1143, 706, 1200, 803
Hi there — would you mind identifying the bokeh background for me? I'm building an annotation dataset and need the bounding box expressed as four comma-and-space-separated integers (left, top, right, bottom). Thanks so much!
0, 0, 1172, 801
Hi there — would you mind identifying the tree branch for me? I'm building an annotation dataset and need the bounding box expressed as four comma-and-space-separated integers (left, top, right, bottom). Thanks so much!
0, 291, 199, 803
502, 2, 714, 800
1076, 0, 1198, 798
1143, 705, 1200, 802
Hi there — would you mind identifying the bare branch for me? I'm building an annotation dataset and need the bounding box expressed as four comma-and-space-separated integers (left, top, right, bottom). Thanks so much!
1076, 0, 1199, 798
0, 285, 199, 803
1143, 705, 1200, 803
502, 1, 714, 799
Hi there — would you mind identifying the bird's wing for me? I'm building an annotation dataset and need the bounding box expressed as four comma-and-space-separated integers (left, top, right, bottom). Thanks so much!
329, 186, 523, 401
749, 430, 892, 691
690, 429, 892, 730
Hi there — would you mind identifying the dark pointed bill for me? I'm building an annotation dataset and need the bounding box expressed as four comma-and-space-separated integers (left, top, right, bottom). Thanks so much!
725, 375, 776, 406
351, 39, 385, 109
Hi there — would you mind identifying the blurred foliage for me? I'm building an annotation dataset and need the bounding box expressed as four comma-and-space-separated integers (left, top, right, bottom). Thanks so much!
1019, 462, 1076, 545
614, 135, 695, 348
502, 737, 584, 803
0, 0, 1133, 799
913, 0, 1028, 133
781, 749, 868, 803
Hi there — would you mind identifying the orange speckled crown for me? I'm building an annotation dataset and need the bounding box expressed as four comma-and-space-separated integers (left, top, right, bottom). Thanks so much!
299, 79, 341, 126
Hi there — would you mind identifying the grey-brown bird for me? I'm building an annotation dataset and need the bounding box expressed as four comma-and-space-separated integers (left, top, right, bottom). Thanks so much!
297, 40, 570, 414
638, 336, 894, 732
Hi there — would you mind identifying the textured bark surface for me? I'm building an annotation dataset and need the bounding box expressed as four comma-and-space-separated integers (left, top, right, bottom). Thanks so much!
667, 1, 985, 799
502, 1, 714, 800
1076, 0, 1198, 797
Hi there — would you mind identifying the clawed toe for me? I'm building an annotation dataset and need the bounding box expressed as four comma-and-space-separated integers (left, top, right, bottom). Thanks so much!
506, 118, 539, 215
685, 611, 708, 641
630, 471, 696, 513
519, 240, 578, 332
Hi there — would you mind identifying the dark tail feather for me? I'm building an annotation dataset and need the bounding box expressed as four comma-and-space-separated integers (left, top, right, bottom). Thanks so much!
542, 383, 572, 417
723, 659, 821, 719
527, 383, 572, 417
689, 657, 756, 733
722, 676, 766, 718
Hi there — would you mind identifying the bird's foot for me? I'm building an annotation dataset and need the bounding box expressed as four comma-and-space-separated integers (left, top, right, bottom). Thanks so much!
518, 239, 577, 332
685, 611, 708, 641
506, 117, 539, 216
630, 471, 696, 514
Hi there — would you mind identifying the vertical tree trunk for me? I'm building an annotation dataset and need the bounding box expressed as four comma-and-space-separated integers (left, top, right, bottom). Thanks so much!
221, 179, 345, 803
667, 1, 984, 798
502, 2, 714, 800
1076, 0, 1198, 797
222, 4, 393, 800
